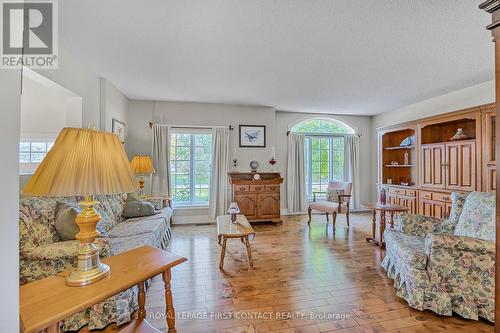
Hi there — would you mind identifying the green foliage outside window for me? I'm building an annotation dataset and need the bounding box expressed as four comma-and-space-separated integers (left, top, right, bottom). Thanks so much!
291, 118, 353, 198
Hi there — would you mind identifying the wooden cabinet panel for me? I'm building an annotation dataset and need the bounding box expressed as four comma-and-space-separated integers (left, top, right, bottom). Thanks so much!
421, 144, 445, 189
421, 145, 433, 187
420, 199, 433, 216
433, 201, 447, 219
446, 141, 476, 191
487, 168, 496, 192
432, 144, 445, 188
446, 144, 460, 188
257, 194, 280, 218
229, 172, 283, 223
235, 194, 257, 219
483, 110, 496, 192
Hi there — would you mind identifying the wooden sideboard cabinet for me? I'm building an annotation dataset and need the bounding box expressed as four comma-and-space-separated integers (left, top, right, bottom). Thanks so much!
229, 172, 283, 224
386, 186, 418, 215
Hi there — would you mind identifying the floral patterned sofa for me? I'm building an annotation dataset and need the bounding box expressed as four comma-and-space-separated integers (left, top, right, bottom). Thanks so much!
381, 191, 495, 322
19, 194, 173, 331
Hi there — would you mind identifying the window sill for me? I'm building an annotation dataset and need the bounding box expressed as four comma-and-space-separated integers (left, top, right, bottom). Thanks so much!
173, 204, 209, 210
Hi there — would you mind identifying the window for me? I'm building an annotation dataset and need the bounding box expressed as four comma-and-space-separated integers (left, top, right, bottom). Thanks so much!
170, 130, 212, 206
19, 140, 55, 174
291, 118, 353, 199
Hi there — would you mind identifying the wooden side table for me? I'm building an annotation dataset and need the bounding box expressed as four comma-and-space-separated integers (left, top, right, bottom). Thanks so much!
20, 246, 187, 333
362, 203, 408, 249
216, 214, 255, 269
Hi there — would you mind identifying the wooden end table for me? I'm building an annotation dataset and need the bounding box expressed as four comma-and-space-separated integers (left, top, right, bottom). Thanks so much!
362, 202, 409, 249
20, 246, 187, 333
216, 214, 255, 269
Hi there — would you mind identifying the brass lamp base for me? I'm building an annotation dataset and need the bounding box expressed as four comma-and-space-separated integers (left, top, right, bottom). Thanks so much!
66, 243, 110, 286
66, 196, 110, 287
138, 176, 145, 197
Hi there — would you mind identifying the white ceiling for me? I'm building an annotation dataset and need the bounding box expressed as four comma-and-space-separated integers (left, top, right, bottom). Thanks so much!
60, 1, 494, 116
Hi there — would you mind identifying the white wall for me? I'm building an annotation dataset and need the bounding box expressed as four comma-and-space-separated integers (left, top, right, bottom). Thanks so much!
0, 66, 21, 333
276, 111, 372, 210
34, 47, 101, 128
370, 80, 495, 200
128, 100, 276, 167
21, 72, 82, 140
101, 78, 129, 142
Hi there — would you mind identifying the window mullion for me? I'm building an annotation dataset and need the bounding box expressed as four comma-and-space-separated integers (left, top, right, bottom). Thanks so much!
190, 135, 195, 203
307, 137, 312, 198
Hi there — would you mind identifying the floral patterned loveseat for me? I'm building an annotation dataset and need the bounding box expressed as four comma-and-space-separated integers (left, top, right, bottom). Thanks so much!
19, 194, 173, 331
381, 191, 495, 322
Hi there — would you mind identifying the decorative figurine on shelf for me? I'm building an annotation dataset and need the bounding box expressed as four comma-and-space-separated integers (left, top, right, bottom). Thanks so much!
269, 157, 276, 171
404, 151, 409, 165
379, 187, 387, 205
450, 128, 468, 141
250, 160, 259, 172
390, 161, 399, 165
387, 178, 393, 184
400, 135, 415, 147
228, 202, 240, 223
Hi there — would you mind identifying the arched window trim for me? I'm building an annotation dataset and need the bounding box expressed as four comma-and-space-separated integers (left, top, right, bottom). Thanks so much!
289, 116, 356, 136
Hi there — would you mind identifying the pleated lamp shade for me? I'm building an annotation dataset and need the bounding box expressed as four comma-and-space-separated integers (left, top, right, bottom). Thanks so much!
130, 155, 155, 175
23, 127, 140, 197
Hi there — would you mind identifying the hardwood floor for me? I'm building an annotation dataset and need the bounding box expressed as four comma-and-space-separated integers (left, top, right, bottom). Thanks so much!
140, 212, 494, 333
77, 213, 493, 332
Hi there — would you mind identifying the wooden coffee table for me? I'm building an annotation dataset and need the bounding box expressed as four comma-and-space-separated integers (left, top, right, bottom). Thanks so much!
362, 202, 409, 249
217, 215, 255, 269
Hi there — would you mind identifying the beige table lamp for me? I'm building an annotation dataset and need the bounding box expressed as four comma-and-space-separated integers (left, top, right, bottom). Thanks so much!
22, 127, 139, 286
130, 155, 155, 197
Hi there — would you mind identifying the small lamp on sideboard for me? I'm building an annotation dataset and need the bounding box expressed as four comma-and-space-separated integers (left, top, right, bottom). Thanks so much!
130, 155, 155, 197
22, 127, 139, 286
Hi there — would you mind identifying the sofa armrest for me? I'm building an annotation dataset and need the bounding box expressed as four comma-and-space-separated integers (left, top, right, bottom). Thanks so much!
21, 237, 111, 260
398, 213, 450, 237
425, 233, 495, 256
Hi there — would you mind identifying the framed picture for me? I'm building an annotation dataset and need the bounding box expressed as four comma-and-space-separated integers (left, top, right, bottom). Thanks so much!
112, 119, 126, 143
239, 125, 266, 147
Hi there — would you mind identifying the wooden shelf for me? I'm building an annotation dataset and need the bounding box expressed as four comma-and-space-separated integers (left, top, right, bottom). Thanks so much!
384, 146, 415, 150
384, 165, 415, 168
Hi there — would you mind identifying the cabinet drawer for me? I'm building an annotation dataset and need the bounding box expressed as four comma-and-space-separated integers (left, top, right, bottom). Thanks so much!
420, 191, 433, 200
234, 185, 250, 193
250, 185, 265, 192
405, 190, 416, 197
265, 185, 280, 192
433, 192, 451, 202
388, 187, 403, 195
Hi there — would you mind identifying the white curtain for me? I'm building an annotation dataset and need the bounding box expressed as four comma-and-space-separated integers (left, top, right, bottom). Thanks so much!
344, 134, 360, 210
287, 133, 306, 213
151, 124, 171, 196
208, 127, 230, 219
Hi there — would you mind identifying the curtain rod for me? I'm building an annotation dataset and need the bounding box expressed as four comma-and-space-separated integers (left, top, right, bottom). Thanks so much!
148, 122, 234, 130
286, 130, 362, 137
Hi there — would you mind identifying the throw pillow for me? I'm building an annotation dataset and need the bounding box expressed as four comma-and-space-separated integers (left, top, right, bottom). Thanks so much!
454, 192, 495, 242
54, 202, 81, 241
326, 189, 344, 203
122, 197, 159, 218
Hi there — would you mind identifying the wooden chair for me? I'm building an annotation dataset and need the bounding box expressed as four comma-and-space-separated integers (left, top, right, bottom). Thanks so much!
307, 181, 352, 228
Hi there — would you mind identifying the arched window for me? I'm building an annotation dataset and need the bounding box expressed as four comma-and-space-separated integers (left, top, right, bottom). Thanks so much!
291, 118, 354, 198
